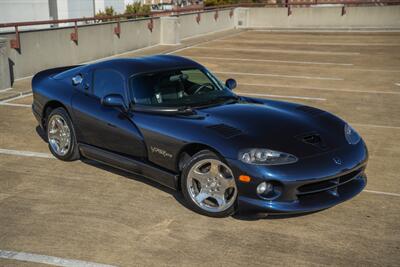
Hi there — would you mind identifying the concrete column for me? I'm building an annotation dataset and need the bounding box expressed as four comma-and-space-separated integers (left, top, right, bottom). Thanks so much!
234, 8, 250, 28
0, 38, 11, 90
160, 17, 180, 45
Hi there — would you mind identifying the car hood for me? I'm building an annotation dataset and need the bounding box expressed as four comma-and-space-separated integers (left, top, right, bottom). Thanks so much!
198, 100, 348, 159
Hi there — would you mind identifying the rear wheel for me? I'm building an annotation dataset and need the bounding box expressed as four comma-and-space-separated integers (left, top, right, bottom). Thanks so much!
46, 107, 80, 161
181, 150, 238, 217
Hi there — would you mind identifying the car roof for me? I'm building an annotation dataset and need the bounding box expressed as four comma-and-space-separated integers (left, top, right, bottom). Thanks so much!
85, 55, 204, 77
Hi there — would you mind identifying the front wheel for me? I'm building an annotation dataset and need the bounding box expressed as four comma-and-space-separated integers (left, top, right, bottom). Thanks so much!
181, 150, 238, 217
46, 107, 80, 161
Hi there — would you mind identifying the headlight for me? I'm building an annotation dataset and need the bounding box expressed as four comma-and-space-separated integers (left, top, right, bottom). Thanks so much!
239, 148, 297, 165
344, 124, 360, 145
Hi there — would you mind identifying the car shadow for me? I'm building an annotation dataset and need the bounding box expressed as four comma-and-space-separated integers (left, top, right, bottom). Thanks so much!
36, 126, 47, 142
36, 126, 191, 211
232, 211, 320, 221
80, 158, 190, 210
81, 160, 321, 220
36, 125, 320, 220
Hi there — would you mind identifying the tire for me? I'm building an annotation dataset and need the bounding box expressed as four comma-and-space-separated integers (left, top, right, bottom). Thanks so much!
46, 107, 80, 161
181, 150, 238, 217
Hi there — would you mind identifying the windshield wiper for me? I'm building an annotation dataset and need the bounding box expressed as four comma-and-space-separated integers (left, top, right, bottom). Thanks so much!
132, 105, 194, 115
196, 95, 240, 107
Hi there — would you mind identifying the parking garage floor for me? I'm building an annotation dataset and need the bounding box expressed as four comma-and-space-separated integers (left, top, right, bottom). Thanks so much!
0, 29, 400, 266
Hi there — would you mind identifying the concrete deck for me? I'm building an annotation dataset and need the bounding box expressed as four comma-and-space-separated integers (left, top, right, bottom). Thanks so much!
0, 29, 399, 266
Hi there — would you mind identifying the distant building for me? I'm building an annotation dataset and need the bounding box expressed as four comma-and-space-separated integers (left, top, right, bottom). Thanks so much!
0, 0, 144, 24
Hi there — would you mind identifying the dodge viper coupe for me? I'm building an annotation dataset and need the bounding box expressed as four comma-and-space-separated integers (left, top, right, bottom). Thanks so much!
32, 55, 368, 217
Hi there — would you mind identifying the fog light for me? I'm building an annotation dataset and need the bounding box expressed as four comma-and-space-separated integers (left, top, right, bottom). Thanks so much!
257, 181, 282, 200
257, 182, 273, 194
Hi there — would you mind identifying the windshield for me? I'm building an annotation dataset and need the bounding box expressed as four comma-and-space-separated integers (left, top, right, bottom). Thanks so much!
129, 68, 237, 109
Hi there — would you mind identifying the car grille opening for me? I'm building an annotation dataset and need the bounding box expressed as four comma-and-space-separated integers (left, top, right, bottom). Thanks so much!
297, 168, 363, 196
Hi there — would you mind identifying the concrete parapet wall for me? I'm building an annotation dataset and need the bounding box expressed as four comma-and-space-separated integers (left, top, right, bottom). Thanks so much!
238, 6, 400, 29
179, 9, 234, 40
3, 18, 161, 80
0, 10, 235, 87
0, 38, 11, 90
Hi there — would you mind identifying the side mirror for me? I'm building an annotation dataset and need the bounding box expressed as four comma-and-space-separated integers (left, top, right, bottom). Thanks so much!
225, 78, 237, 90
72, 74, 83, 86
101, 94, 127, 112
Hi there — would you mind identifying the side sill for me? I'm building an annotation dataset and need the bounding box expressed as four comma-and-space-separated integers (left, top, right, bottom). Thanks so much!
79, 143, 179, 190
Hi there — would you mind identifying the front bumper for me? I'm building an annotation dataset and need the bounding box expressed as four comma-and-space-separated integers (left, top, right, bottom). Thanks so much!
227, 142, 368, 214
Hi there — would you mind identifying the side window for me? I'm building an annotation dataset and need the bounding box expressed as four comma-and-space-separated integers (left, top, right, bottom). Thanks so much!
93, 69, 125, 99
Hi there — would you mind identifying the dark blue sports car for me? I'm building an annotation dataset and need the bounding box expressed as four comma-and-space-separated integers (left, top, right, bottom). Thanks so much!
32, 55, 368, 217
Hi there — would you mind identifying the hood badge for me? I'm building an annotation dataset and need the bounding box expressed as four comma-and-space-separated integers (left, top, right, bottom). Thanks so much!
333, 157, 342, 165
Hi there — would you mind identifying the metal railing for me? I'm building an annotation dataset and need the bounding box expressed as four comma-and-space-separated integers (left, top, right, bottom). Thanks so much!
1, 0, 399, 50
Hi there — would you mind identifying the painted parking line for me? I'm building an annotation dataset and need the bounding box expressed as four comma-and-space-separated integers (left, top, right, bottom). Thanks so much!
211, 39, 400, 47
0, 92, 32, 103
190, 56, 353, 66
0, 148, 54, 159
0, 102, 31, 107
364, 190, 400, 197
214, 71, 343, 81
167, 31, 245, 55
192, 46, 360, 56
238, 92, 326, 101
192, 56, 400, 73
0, 249, 116, 267
238, 82, 400, 95
351, 123, 400, 130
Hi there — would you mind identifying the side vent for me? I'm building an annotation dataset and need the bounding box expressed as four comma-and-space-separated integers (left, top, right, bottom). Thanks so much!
207, 124, 242, 138
296, 105, 325, 116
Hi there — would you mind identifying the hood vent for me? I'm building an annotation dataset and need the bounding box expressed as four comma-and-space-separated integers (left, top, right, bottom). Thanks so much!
296, 105, 325, 116
296, 132, 329, 150
207, 124, 242, 139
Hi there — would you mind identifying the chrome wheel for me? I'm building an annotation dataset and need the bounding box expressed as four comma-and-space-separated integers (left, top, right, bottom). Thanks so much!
47, 114, 71, 156
187, 159, 237, 213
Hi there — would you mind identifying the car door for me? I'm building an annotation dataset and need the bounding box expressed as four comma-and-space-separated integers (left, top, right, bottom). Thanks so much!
71, 68, 146, 158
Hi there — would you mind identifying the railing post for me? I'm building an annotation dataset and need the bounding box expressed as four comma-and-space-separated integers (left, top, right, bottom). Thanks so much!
70, 21, 78, 45
147, 17, 154, 32
341, 5, 347, 16
288, 5, 292, 16
114, 19, 121, 38
196, 13, 201, 24
214, 10, 219, 21
10, 26, 20, 50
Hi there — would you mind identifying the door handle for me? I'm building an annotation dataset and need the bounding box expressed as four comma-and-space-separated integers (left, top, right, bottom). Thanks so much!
107, 122, 117, 128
